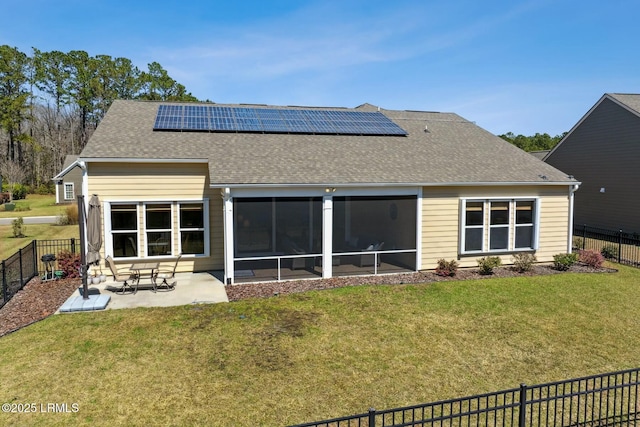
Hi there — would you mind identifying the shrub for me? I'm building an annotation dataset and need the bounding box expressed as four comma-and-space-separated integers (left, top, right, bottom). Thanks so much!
56, 204, 79, 225
57, 250, 81, 278
477, 256, 501, 275
572, 236, 584, 250
512, 253, 537, 272
11, 183, 27, 200
11, 217, 26, 238
435, 259, 458, 277
579, 249, 605, 268
35, 183, 54, 195
600, 244, 618, 260
553, 252, 578, 271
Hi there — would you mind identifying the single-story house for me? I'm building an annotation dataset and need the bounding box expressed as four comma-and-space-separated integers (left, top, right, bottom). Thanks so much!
53, 155, 82, 204
69, 100, 578, 284
544, 93, 640, 232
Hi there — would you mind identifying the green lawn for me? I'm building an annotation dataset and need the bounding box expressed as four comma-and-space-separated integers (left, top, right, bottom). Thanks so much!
1, 224, 80, 261
0, 194, 64, 218
0, 264, 639, 426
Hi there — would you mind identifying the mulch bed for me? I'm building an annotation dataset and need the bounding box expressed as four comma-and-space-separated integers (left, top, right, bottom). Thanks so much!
0, 263, 616, 337
224, 263, 617, 301
0, 277, 81, 337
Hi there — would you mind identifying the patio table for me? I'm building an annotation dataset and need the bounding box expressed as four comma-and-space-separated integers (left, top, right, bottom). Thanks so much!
129, 262, 159, 293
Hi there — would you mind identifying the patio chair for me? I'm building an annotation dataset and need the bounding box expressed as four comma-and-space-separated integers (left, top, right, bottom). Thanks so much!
154, 254, 181, 290
105, 255, 135, 294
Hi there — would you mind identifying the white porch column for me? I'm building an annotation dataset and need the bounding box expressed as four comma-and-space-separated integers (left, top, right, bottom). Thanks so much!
322, 195, 333, 279
222, 188, 234, 284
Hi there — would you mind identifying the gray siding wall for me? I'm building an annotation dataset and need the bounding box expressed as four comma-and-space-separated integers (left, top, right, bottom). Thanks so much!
545, 98, 640, 232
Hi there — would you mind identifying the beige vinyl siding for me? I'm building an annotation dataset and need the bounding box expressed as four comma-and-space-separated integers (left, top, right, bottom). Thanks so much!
87, 162, 223, 272
421, 186, 571, 269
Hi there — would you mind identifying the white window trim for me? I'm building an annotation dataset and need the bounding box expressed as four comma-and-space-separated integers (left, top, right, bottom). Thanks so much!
104, 202, 140, 260
178, 201, 210, 257
104, 199, 209, 260
63, 182, 74, 200
460, 197, 540, 255
143, 203, 174, 258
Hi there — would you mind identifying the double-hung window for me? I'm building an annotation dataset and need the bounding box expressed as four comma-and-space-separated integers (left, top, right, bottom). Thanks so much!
111, 204, 138, 257
179, 203, 205, 255
145, 204, 172, 256
461, 198, 538, 254
64, 183, 74, 200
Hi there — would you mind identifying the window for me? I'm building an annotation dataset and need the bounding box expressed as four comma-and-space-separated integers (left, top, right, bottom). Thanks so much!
489, 201, 510, 250
463, 201, 484, 252
145, 204, 172, 256
515, 201, 534, 249
111, 204, 138, 257
461, 199, 538, 254
64, 183, 74, 200
179, 203, 205, 255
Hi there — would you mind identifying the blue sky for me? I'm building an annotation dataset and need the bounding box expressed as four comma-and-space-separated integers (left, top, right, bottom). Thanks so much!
2, 0, 638, 136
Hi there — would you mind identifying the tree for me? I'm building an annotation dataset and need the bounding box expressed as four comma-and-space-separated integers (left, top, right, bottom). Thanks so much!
139, 62, 197, 101
0, 45, 32, 162
499, 132, 565, 152
0, 159, 26, 202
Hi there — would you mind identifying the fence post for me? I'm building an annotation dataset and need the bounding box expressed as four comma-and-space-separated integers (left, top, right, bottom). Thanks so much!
1, 260, 6, 305
582, 224, 587, 249
519, 383, 527, 427
368, 407, 376, 427
71, 237, 76, 254
32, 240, 38, 277
618, 230, 622, 263
18, 247, 24, 287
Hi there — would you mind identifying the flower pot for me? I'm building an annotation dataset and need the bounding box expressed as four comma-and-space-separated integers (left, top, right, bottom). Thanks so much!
99, 274, 107, 283
92, 276, 101, 285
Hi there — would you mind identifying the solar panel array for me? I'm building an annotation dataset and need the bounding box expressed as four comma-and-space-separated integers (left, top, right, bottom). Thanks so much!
153, 105, 407, 136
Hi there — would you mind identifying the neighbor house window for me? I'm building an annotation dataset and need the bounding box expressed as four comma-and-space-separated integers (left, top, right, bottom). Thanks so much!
145, 204, 172, 256
179, 203, 205, 255
64, 183, 74, 200
111, 204, 138, 257
461, 199, 538, 254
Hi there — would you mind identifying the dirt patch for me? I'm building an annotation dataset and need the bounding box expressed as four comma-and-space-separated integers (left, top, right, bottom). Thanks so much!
225, 264, 617, 302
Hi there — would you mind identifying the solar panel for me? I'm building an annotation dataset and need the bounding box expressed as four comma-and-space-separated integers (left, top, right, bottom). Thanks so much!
153, 105, 407, 136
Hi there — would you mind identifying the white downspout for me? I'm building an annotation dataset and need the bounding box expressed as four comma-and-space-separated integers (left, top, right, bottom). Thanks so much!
222, 188, 234, 284
568, 183, 580, 253
322, 196, 333, 279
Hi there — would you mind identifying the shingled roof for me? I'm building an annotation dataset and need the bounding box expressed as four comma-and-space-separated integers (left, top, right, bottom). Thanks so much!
80, 100, 576, 187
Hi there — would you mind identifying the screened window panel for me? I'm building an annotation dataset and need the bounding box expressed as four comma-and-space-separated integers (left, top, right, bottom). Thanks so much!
490, 227, 509, 250
465, 228, 483, 252
181, 231, 205, 255
515, 225, 534, 248
146, 204, 171, 229
465, 202, 484, 226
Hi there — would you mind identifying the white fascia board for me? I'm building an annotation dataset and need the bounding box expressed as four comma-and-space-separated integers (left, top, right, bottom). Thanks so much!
52, 159, 84, 180
213, 181, 580, 190
80, 157, 208, 164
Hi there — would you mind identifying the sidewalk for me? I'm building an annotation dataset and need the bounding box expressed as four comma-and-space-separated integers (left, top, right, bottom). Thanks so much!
0, 215, 57, 225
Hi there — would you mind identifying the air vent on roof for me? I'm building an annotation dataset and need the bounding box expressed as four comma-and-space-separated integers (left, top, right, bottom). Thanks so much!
153, 105, 408, 136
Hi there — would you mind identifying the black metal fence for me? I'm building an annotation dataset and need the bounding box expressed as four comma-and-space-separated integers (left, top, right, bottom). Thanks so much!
1, 238, 78, 309
291, 367, 640, 427
573, 224, 640, 267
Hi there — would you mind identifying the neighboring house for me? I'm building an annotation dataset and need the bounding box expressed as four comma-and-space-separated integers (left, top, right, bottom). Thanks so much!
544, 93, 640, 232
74, 100, 577, 284
53, 155, 82, 204
529, 150, 550, 160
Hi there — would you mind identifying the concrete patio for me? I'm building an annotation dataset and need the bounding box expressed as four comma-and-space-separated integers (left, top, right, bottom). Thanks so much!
58, 271, 228, 312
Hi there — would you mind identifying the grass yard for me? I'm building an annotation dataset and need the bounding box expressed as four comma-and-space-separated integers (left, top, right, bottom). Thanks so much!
0, 264, 639, 426
0, 224, 79, 261
0, 194, 62, 218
